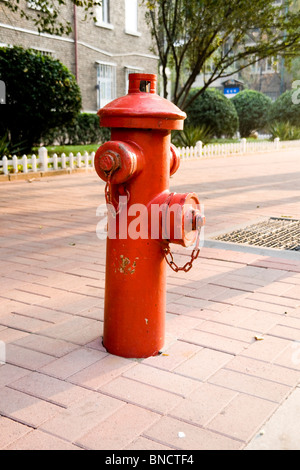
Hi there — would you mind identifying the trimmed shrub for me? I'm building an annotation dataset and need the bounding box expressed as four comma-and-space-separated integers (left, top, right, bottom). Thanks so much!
0, 46, 81, 153
268, 90, 300, 127
185, 88, 239, 138
41, 113, 110, 146
232, 90, 272, 137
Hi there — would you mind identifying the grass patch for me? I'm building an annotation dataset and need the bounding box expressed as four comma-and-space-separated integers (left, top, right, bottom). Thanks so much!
32, 144, 99, 156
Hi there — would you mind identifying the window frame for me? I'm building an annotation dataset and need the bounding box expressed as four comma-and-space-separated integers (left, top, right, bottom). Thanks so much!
95, 0, 114, 30
96, 61, 117, 109
124, 0, 141, 36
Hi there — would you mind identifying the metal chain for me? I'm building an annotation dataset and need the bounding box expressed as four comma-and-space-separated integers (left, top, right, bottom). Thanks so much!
163, 226, 202, 273
105, 170, 130, 216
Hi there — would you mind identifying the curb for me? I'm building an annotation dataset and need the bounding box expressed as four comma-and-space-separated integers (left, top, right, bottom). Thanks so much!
0, 167, 95, 182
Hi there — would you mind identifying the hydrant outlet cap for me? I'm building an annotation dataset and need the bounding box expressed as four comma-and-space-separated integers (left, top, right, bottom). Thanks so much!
98, 73, 186, 130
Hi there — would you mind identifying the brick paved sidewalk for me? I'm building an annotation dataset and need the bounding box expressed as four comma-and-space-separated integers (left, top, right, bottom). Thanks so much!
0, 148, 299, 450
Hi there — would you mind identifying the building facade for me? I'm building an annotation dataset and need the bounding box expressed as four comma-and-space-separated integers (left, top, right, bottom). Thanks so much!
0, 0, 159, 112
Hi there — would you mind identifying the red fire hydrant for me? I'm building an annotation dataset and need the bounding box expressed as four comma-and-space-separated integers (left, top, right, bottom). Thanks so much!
95, 73, 205, 358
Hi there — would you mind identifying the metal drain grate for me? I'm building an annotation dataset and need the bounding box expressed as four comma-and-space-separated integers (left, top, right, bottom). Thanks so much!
214, 217, 300, 251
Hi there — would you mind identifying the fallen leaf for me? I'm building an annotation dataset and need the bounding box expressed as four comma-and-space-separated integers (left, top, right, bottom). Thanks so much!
254, 335, 264, 341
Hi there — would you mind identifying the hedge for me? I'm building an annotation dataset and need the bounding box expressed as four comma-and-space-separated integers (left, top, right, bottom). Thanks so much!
232, 90, 272, 137
185, 88, 239, 138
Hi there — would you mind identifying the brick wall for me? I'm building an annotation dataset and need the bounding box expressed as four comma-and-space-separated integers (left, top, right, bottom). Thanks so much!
0, 0, 158, 112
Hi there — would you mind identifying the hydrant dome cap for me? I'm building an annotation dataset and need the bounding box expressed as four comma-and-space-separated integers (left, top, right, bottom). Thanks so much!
98, 73, 186, 130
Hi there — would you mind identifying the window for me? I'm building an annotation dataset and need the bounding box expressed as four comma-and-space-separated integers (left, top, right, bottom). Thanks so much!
102, 0, 110, 23
264, 57, 279, 73
96, 63, 116, 108
125, 0, 140, 36
95, 0, 113, 29
31, 47, 55, 57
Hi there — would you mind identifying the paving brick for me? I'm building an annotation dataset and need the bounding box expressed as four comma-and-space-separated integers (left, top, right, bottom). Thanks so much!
6, 343, 55, 370
179, 328, 248, 355
209, 277, 260, 292
165, 314, 203, 338
0, 416, 32, 450
235, 297, 291, 315
13, 333, 78, 358
267, 324, 300, 342
208, 368, 291, 403
238, 310, 283, 333
123, 364, 199, 397
0, 289, 50, 305
5, 430, 81, 450
241, 335, 291, 362
40, 391, 125, 442
68, 354, 135, 389
39, 347, 108, 379
274, 342, 300, 371
100, 376, 183, 414
0, 387, 62, 428
187, 284, 229, 301
143, 341, 201, 371
207, 393, 278, 443
224, 356, 300, 387
170, 382, 237, 426
0, 312, 52, 333
10, 304, 70, 324
166, 302, 215, 320
250, 292, 300, 309
0, 364, 31, 387
143, 416, 242, 450
257, 282, 297, 296
75, 404, 160, 450
124, 436, 173, 450
197, 320, 256, 343
41, 316, 102, 345
245, 388, 300, 450
174, 347, 233, 381
0, 327, 28, 344
9, 372, 91, 407
283, 285, 300, 300
208, 305, 257, 327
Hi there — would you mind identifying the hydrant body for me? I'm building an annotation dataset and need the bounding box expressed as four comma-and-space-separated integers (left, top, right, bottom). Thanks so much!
95, 74, 204, 358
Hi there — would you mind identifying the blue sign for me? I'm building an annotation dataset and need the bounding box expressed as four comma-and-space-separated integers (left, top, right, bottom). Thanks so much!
224, 87, 240, 97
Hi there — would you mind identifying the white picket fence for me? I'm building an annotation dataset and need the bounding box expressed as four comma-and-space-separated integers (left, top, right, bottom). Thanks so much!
177, 137, 283, 159
1, 137, 300, 176
0, 147, 95, 176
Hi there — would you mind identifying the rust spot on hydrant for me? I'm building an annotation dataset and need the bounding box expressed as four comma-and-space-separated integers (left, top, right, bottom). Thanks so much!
119, 255, 137, 274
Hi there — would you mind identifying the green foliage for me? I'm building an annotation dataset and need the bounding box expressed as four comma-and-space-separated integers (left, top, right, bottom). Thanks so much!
232, 90, 272, 137
185, 88, 239, 138
143, 0, 300, 109
0, 0, 101, 35
268, 90, 300, 127
41, 113, 110, 146
0, 132, 28, 158
268, 121, 300, 141
172, 124, 213, 147
0, 46, 82, 153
